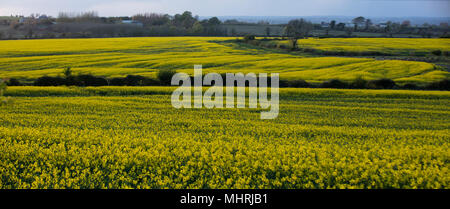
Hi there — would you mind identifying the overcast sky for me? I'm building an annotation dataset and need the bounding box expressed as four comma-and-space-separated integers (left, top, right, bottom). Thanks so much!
0, 0, 449, 17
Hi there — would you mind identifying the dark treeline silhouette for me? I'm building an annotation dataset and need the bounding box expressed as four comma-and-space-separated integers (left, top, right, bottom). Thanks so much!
0, 11, 227, 39
6, 68, 448, 91
1, 13, 448, 39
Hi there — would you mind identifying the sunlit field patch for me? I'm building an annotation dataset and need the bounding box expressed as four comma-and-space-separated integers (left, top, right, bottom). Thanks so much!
272, 38, 450, 55
0, 87, 449, 189
0, 37, 447, 84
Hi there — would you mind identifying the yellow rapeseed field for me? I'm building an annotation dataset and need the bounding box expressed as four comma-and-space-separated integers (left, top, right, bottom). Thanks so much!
271, 38, 450, 55
0, 87, 449, 189
0, 37, 448, 84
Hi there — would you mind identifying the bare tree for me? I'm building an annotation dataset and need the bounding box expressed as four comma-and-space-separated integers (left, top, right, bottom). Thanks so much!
365, 19, 372, 31
285, 19, 313, 50
132, 13, 170, 26
265, 27, 271, 37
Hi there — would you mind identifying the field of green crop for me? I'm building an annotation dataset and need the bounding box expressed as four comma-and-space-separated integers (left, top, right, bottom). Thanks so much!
280, 38, 450, 56
0, 37, 448, 84
0, 87, 449, 189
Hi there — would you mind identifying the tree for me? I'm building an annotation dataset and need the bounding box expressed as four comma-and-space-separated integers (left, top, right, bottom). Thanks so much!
26, 29, 33, 39
345, 27, 353, 36
401, 20, 411, 28
386, 22, 401, 37
336, 23, 346, 30
202, 17, 224, 36
132, 13, 170, 26
265, 27, 271, 37
230, 28, 237, 36
173, 11, 196, 29
285, 19, 313, 50
439, 22, 449, 28
385, 21, 392, 34
190, 22, 204, 35
365, 19, 372, 31
207, 17, 221, 25
63, 67, 72, 78
352, 16, 365, 31
330, 20, 336, 29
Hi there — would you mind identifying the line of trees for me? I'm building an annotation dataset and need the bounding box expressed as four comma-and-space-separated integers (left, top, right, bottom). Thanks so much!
0, 11, 228, 39
1, 13, 448, 39
4, 68, 449, 91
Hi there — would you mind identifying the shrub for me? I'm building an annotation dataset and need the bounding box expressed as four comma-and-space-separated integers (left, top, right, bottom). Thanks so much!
63, 67, 73, 78
426, 79, 450, 90
124, 75, 160, 86
75, 75, 108, 86
402, 83, 419, 90
243, 35, 256, 42
109, 77, 126, 86
320, 79, 348, 89
124, 75, 145, 86
350, 76, 368, 89
367, 79, 396, 89
279, 80, 290, 88
140, 78, 160, 86
431, 50, 442, 56
6, 78, 21, 86
65, 77, 82, 86
0, 78, 12, 105
288, 80, 310, 88
34, 76, 67, 86
157, 69, 177, 86
0, 79, 6, 96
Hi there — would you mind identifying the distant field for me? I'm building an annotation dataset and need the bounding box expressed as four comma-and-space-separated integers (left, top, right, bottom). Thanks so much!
1, 87, 449, 188
0, 37, 448, 84
288, 38, 450, 56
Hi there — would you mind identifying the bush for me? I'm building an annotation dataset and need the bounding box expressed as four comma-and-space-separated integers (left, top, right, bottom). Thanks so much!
0, 78, 12, 105
123, 75, 160, 86
157, 69, 177, 86
367, 79, 396, 89
431, 50, 442, 56
350, 77, 368, 89
402, 83, 419, 90
426, 79, 450, 90
243, 35, 256, 42
124, 75, 145, 86
63, 67, 73, 78
109, 77, 127, 86
34, 76, 67, 86
75, 75, 108, 86
287, 80, 310, 88
320, 79, 348, 89
6, 78, 21, 86
65, 77, 82, 86
140, 78, 160, 86
0, 79, 6, 96
279, 80, 290, 88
